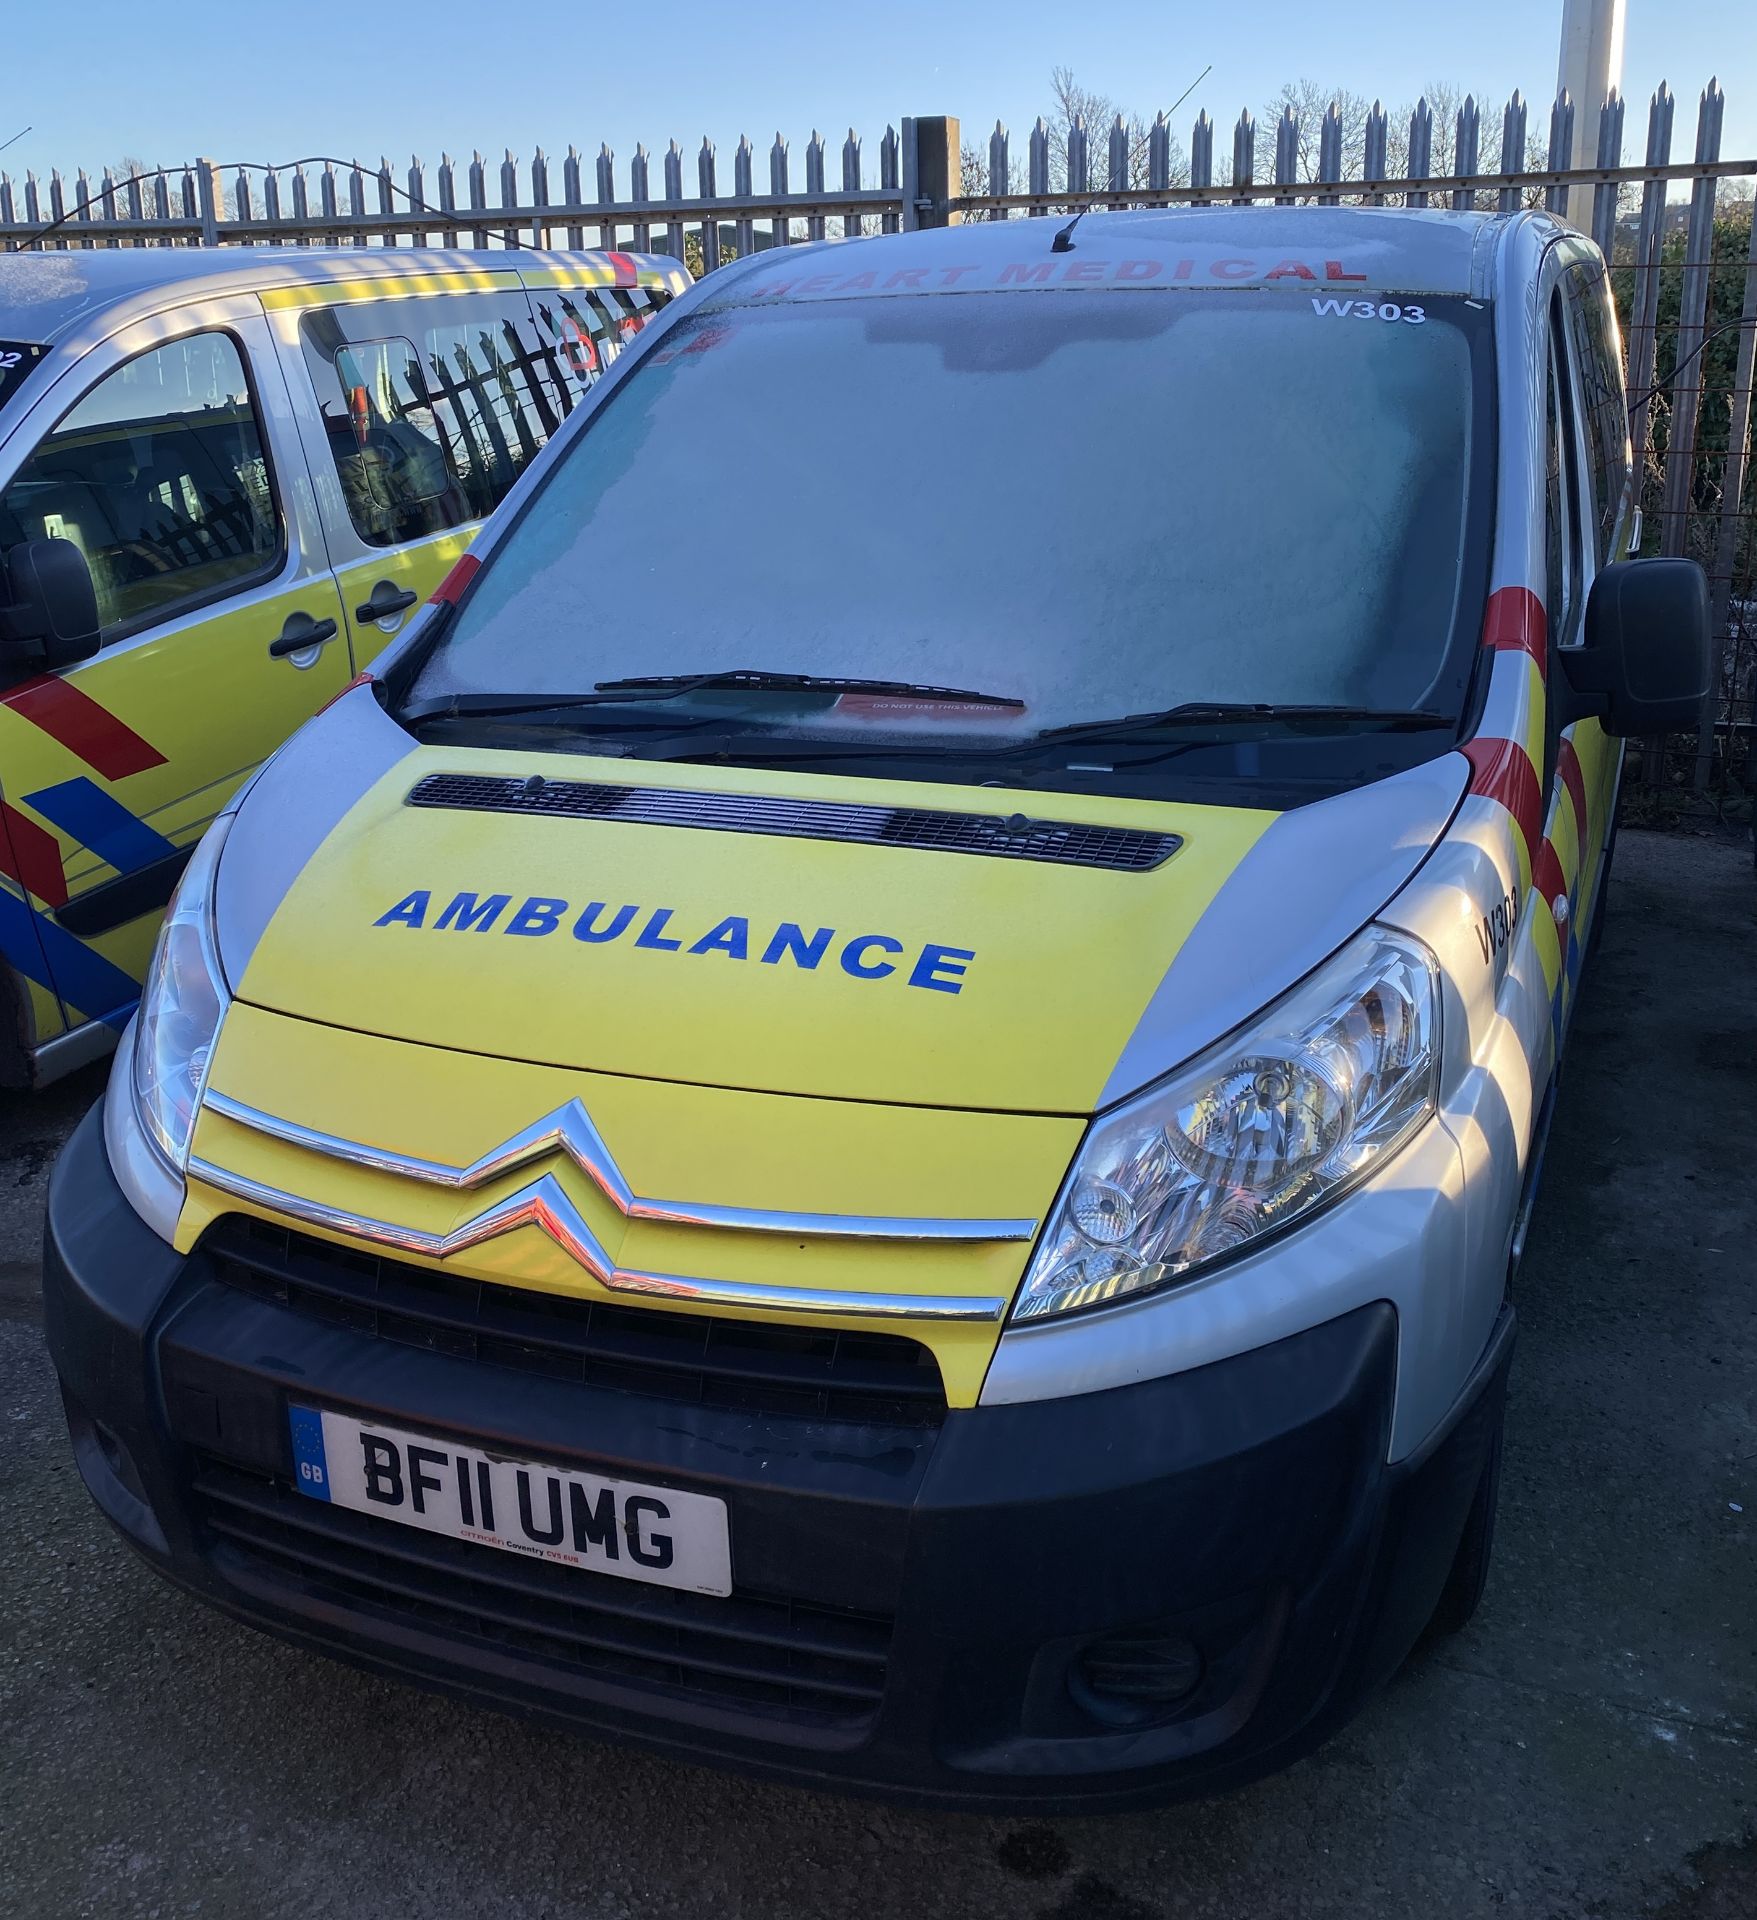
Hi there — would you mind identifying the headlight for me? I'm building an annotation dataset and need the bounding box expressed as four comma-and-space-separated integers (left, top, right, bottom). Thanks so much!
1013, 928, 1440, 1322
132, 818, 232, 1173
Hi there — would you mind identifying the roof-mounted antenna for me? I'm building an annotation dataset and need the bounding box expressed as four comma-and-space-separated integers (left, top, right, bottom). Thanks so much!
1050, 204, 1089, 253
1048, 62, 1212, 254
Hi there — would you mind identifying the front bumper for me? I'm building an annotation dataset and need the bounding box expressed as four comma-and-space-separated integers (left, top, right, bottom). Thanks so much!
45, 1102, 1512, 1812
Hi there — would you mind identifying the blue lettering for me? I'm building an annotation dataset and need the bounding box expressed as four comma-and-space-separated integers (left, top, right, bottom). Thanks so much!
760, 923, 834, 970
573, 903, 637, 944
908, 943, 975, 994
635, 908, 683, 952
688, 915, 749, 959
436, 891, 510, 933
508, 896, 568, 937
840, 934, 903, 980
375, 890, 430, 929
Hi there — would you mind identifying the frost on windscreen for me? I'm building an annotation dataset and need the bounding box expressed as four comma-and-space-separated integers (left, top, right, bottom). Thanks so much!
425, 291, 1475, 730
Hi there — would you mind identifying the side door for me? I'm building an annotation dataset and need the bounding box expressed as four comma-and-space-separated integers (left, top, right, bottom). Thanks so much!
1558, 262, 1633, 920
268, 269, 681, 670
0, 299, 352, 1032
265, 273, 530, 669
1540, 265, 1624, 1033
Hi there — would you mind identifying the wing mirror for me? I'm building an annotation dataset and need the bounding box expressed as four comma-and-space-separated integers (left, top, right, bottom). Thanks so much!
1556, 558, 1712, 738
0, 537, 101, 678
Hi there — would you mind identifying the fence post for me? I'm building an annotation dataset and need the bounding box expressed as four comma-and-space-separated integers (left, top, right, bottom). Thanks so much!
733, 136, 754, 257
1497, 93, 1526, 212
1363, 101, 1387, 205
1407, 98, 1433, 208
1317, 104, 1342, 206
1273, 107, 1298, 205
1591, 89, 1624, 254
1148, 113, 1169, 194
631, 145, 652, 252
403, 159, 422, 246
1109, 114, 1129, 203
805, 133, 825, 242
1660, 79, 1723, 564
841, 130, 863, 239
530, 149, 550, 249
196, 157, 222, 245
1230, 110, 1254, 201
436, 157, 457, 248
1028, 118, 1049, 215
1190, 111, 1213, 206
698, 139, 720, 270
902, 116, 960, 228
1452, 96, 1480, 211
665, 141, 686, 260
377, 156, 396, 246
1544, 91, 1573, 218
990, 121, 1011, 219
1627, 85, 1675, 470
595, 144, 616, 252
770, 132, 790, 250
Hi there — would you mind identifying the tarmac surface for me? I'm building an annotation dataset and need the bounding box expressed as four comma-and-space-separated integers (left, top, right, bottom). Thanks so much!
1, 826, 1752, 1919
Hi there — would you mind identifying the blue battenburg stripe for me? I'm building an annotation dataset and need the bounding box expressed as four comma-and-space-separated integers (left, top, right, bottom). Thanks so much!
23, 776, 177, 876
0, 885, 140, 1028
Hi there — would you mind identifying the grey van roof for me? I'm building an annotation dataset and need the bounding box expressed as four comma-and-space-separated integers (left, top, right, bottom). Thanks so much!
0, 245, 674, 347
708, 205, 1557, 306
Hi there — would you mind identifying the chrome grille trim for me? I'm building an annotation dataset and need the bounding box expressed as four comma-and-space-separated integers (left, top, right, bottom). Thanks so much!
202, 1091, 1036, 1244
187, 1160, 1009, 1324
406, 773, 1180, 873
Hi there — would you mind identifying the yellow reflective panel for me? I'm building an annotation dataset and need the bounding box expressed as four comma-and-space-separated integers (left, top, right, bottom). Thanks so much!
0, 576, 354, 1018
261, 271, 527, 312
239, 747, 1276, 1113
188, 1003, 1090, 1406
23, 967, 66, 1046
336, 529, 478, 667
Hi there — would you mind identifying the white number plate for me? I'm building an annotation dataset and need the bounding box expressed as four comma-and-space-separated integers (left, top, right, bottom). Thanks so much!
288, 1405, 732, 1596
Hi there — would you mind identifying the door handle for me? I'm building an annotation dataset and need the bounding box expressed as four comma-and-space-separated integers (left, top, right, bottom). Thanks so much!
355, 581, 419, 624
268, 610, 341, 659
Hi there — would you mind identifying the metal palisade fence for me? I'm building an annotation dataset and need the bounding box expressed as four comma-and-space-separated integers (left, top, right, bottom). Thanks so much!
2, 82, 1755, 820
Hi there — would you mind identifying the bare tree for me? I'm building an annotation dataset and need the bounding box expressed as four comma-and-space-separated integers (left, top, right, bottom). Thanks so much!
1046, 66, 1188, 196
960, 69, 1190, 217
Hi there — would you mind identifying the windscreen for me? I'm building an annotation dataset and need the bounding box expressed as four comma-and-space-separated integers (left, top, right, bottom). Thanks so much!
415, 288, 1489, 740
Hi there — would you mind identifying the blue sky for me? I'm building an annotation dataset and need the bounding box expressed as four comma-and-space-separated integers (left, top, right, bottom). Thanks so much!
3, 0, 1751, 196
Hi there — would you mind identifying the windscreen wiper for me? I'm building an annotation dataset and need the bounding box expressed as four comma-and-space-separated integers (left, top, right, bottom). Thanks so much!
619, 701, 1454, 773
401, 671, 1024, 726
1028, 702, 1454, 749
593, 670, 1024, 706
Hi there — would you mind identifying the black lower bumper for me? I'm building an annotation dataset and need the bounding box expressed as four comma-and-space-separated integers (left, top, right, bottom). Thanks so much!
44, 1102, 1513, 1813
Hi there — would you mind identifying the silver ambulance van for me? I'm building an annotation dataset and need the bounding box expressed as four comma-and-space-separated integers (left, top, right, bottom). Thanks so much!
44, 207, 1709, 1810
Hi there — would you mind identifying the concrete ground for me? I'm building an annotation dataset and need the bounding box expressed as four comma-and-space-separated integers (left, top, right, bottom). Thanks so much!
1, 826, 1752, 1920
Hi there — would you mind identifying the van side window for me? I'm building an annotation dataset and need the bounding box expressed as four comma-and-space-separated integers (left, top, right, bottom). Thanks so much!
527, 286, 668, 412
1544, 303, 1585, 653
0, 332, 280, 643
301, 286, 670, 549
1563, 262, 1630, 563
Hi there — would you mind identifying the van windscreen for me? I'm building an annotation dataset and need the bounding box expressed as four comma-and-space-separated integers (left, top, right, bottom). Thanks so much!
413, 288, 1493, 766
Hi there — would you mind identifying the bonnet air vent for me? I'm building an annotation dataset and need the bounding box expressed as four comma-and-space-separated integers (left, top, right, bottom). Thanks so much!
405, 774, 1180, 873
